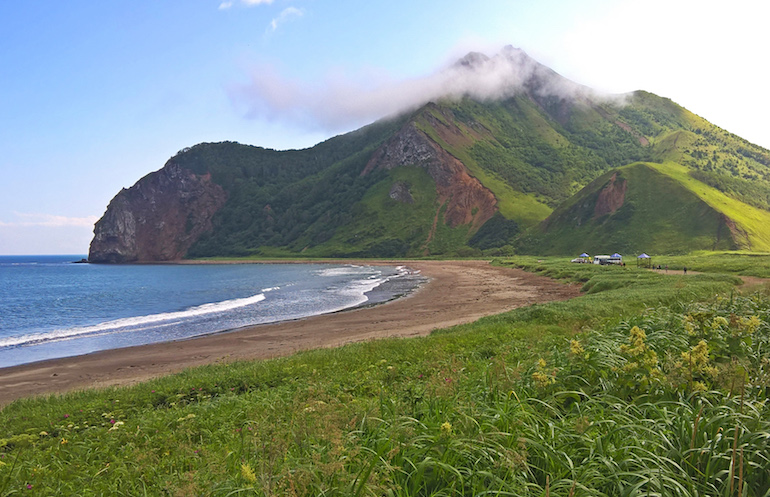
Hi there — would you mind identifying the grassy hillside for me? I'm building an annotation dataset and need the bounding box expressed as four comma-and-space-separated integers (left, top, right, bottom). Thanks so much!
519, 162, 739, 255
421, 95, 649, 210
182, 119, 403, 258
169, 87, 770, 259
647, 162, 770, 251
310, 166, 442, 257
6, 257, 770, 495
411, 92, 770, 256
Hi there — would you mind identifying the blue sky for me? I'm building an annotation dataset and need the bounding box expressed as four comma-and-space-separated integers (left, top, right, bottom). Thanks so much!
1, 0, 768, 254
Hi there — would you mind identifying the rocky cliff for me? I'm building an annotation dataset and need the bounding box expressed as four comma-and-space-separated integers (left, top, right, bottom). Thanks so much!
362, 115, 497, 232
88, 162, 227, 263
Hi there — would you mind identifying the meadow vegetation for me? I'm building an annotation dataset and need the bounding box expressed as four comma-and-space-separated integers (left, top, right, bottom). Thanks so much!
3, 255, 770, 495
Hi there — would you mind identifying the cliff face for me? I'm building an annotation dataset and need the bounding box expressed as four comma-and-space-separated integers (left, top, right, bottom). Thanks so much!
88, 163, 227, 263
593, 172, 627, 219
363, 119, 497, 231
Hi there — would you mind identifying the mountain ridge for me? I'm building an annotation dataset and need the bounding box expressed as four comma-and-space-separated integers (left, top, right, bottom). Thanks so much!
88, 48, 770, 262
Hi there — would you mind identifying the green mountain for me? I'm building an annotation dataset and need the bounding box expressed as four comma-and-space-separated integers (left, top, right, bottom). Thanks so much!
519, 162, 742, 255
88, 47, 770, 262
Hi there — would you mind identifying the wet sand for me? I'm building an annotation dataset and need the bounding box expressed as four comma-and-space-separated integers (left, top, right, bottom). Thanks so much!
0, 260, 581, 407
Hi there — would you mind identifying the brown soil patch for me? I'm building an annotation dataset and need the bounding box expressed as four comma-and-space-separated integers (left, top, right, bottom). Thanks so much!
593, 172, 627, 218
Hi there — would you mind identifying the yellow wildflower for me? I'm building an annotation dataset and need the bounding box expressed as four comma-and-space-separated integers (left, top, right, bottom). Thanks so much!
440, 421, 453, 437
681, 340, 709, 369
747, 315, 761, 332
738, 315, 761, 335
532, 371, 554, 388
569, 339, 585, 356
240, 463, 257, 484
683, 315, 697, 335
620, 326, 647, 356
617, 325, 664, 388
691, 381, 707, 393
711, 316, 729, 331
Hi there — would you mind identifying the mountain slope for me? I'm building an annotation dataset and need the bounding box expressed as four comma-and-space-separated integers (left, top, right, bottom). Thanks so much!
518, 162, 743, 255
516, 93, 770, 256
88, 47, 770, 262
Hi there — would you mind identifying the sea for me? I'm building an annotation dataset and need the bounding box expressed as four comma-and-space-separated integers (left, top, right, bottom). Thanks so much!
0, 256, 424, 368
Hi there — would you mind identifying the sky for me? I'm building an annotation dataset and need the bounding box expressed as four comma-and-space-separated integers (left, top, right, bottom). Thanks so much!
1, 0, 768, 255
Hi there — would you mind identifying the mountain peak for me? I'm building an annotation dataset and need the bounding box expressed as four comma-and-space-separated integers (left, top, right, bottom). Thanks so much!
453, 51, 491, 69
440, 46, 586, 105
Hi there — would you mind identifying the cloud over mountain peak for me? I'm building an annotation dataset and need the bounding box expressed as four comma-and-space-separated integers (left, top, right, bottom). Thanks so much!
228, 46, 591, 133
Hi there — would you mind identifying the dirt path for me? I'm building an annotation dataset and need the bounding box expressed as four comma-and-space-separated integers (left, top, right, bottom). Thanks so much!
736, 275, 769, 288
0, 260, 581, 407
648, 268, 697, 276
648, 267, 768, 287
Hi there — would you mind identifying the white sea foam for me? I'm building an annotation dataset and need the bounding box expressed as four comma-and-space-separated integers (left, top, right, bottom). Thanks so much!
323, 265, 412, 310
325, 277, 387, 310
316, 265, 365, 277
0, 292, 267, 349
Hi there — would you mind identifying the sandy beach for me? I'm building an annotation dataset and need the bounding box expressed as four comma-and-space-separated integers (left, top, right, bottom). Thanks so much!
0, 260, 580, 407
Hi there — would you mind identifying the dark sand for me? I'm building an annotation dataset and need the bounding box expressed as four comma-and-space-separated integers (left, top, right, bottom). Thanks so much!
0, 260, 581, 407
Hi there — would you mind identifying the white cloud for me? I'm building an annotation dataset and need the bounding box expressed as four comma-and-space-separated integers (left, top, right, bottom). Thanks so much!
229, 46, 591, 132
0, 212, 99, 228
219, 0, 274, 9
266, 7, 304, 34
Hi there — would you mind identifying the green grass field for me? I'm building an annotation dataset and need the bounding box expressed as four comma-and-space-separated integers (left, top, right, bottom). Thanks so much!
2, 255, 770, 495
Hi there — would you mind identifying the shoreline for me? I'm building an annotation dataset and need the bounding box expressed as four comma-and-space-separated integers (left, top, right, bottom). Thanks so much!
0, 260, 422, 369
157, 265, 428, 344
0, 260, 581, 407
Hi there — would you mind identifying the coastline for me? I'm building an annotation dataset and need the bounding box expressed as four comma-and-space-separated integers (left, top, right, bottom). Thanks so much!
0, 260, 419, 369
0, 260, 581, 407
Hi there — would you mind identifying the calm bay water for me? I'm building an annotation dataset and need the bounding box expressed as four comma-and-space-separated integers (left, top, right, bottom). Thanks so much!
0, 256, 422, 368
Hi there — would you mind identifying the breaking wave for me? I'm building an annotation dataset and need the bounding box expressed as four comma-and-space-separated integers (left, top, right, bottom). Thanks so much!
0, 292, 267, 349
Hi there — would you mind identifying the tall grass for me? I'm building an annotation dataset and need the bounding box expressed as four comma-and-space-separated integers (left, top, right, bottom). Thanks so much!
1, 257, 768, 495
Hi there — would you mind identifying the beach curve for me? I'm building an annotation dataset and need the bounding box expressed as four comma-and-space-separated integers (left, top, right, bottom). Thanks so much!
0, 260, 580, 407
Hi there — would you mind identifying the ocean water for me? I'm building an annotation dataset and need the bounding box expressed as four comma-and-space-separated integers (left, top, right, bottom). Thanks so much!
0, 256, 423, 368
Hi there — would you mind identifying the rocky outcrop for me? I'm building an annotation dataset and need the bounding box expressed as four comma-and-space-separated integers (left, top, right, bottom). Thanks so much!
389, 181, 414, 204
363, 121, 497, 231
88, 163, 227, 263
593, 172, 627, 219
718, 213, 748, 250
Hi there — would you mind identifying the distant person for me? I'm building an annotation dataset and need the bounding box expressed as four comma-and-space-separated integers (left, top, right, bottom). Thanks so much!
665, 264, 668, 273
683, 266, 687, 274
